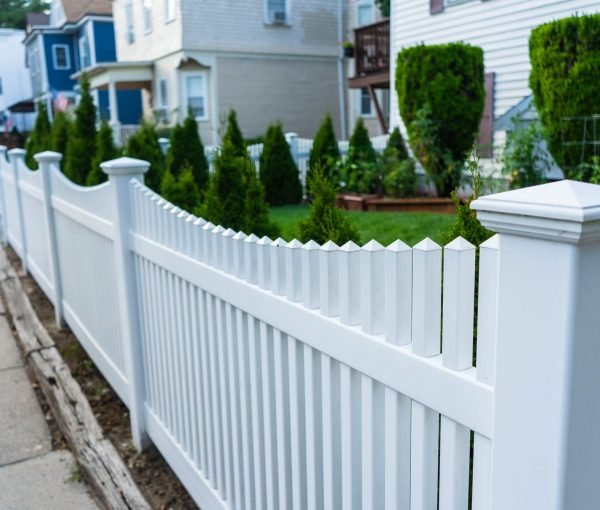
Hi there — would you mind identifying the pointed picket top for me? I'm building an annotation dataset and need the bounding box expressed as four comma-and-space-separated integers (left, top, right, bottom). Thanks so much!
223, 228, 236, 238
193, 217, 207, 227
258, 235, 273, 246
387, 239, 411, 252
212, 225, 225, 235
177, 210, 188, 220
170, 206, 182, 216
271, 237, 286, 247
202, 221, 215, 231
233, 231, 247, 241
480, 233, 500, 249
321, 240, 339, 251
340, 240, 361, 252
185, 214, 197, 225
162, 201, 174, 212
287, 238, 303, 249
445, 236, 475, 251
414, 237, 442, 251
245, 233, 259, 243
303, 240, 320, 250
362, 239, 385, 252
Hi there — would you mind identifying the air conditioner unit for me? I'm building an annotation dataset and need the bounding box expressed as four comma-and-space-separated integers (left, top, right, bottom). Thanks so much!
271, 10, 286, 23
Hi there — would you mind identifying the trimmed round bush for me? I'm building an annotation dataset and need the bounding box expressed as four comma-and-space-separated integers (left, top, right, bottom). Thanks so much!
529, 13, 600, 176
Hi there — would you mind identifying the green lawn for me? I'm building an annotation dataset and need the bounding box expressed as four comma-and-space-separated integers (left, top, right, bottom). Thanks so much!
270, 205, 455, 247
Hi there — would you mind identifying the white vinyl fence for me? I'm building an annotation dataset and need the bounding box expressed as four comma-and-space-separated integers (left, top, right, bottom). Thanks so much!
0, 145, 597, 510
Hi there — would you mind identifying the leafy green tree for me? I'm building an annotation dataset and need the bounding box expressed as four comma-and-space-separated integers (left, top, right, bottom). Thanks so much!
166, 114, 209, 193
259, 123, 302, 205
124, 120, 164, 191
25, 100, 51, 168
223, 110, 246, 158
243, 166, 280, 238
65, 73, 97, 184
308, 114, 340, 184
160, 164, 200, 212
0, 0, 48, 29
396, 43, 484, 196
87, 122, 119, 186
529, 13, 600, 177
50, 111, 72, 167
299, 166, 360, 245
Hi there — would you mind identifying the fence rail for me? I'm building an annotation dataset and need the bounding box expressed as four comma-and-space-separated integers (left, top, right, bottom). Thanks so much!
0, 145, 597, 510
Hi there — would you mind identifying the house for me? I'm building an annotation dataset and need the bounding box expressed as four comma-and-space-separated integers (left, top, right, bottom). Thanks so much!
88, 0, 344, 145
0, 29, 35, 133
23, 0, 143, 128
344, 0, 390, 137
389, 0, 600, 170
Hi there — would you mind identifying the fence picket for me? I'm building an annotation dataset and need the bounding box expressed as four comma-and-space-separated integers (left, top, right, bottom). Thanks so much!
302, 240, 320, 309
362, 240, 385, 335
410, 401, 440, 510
232, 231, 247, 279
286, 239, 303, 302
202, 221, 215, 264
385, 240, 412, 345
245, 234, 259, 284
257, 236, 273, 290
222, 228, 236, 274
339, 241, 361, 326
288, 336, 306, 510
270, 238, 287, 296
212, 225, 225, 269
320, 241, 340, 317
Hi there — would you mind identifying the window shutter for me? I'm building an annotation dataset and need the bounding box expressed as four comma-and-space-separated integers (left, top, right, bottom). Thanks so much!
476, 72, 495, 159
430, 0, 444, 15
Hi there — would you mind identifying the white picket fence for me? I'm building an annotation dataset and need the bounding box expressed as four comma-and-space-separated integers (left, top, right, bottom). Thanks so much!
205, 133, 390, 186
0, 146, 597, 510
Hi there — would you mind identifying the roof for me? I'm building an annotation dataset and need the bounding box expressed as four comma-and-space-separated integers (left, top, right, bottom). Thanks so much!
61, 0, 112, 23
7, 99, 35, 113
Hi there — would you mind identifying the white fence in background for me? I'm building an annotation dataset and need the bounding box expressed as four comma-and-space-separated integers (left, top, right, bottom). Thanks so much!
0, 145, 598, 510
205, 133, 390, 185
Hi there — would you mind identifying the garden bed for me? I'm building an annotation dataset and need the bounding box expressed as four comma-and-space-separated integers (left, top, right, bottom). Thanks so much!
337, 194, 456, 214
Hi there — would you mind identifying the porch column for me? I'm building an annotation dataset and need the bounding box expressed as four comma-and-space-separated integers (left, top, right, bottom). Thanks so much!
108, 79, 121, 146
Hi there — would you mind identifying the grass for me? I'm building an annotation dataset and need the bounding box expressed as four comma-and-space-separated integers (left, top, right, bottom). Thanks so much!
270, 205, 455, 246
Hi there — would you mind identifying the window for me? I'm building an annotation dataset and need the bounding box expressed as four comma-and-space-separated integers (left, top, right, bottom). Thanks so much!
157, 78, 168, 121
79, 35, 91, 69
185, 75, 207, 119
52, 44, 70, 70
266, 0, 287, 24
357, 1, 374, 26
125, 0, 135, 44
444, 0, 476, 6
164, 0, 175, 22
360, 88, 372, 116
142, 0, 153, 33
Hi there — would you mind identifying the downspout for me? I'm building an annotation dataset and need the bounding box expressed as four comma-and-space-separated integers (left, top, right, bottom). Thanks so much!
337, 0, 347, 140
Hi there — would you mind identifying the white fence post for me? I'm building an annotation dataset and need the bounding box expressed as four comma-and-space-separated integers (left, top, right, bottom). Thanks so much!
0, 145, 8, 245
472, 181, 600, 510
34, 151, 65, 328
8, 148, 28, 272
101, 156, 150, 451
285, 132, 299, 167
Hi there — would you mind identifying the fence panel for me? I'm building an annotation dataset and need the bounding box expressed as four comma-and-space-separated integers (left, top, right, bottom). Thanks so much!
0, 154, 24, 256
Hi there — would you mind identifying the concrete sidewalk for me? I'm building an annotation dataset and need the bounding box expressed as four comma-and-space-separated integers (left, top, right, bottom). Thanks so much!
0, 303, 99, 510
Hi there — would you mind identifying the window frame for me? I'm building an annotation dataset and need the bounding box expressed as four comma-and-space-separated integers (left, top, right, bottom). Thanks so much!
142, 0, 153, 33
125, 0, 135, 44
265, 0, 289, 25
444, 0, 477, 7
157, 77, 168, 121
359, 87, 374, 118
78, 34, 91, 69
164, 0, 176, 23
52, 44, 71, 70
183, 72, 208, 121
356, 0, 375, 27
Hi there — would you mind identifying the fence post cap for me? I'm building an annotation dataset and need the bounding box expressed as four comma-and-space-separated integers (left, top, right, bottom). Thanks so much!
100, 157, 150, 176
7, 148, 26, 157
472, 180, 600, 243
0, 145, 7, 153
34, 151, 63, 163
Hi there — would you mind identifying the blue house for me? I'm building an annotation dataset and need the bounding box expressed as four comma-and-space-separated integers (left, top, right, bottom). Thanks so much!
24, 0, 142, 132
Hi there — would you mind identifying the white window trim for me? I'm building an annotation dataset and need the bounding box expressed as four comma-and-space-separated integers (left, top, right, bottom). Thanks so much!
182, 71, 209, 122
356, 0, 375, 27
78, 34, 90, 69
444, 0, 477, 6
142, 0, 153, 33
264, 0, 290, 26
125, 0, 135, 44
52, 44, 71, 70
164, 0, 176, 23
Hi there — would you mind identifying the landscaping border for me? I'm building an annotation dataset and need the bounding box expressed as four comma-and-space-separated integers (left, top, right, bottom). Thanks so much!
0, 247, 150, 510
337, 193, 456, 213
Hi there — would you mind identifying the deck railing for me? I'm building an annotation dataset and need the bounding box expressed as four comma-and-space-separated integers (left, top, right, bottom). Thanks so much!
354, 19, 390, 77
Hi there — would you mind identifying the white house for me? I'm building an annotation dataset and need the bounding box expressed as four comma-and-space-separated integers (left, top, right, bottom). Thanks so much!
389, 0, 600, 169
0, 29, 35, 132
87, 0, 344, 145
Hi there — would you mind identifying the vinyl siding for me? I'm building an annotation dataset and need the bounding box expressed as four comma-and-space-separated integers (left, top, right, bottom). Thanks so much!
93, 21, 117, 63
43, 33, 77, 91
390, 0, 600, 130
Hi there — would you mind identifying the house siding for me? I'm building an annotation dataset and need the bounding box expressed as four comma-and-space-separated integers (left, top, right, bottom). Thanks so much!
42, 33, 77, 91
390, 0, 600, 132
217, 54, 341, 140
93, 21, 117, 63
98, 89, 143, 124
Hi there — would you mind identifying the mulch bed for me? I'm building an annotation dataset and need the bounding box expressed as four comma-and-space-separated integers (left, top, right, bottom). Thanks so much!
5, 247, 198, 510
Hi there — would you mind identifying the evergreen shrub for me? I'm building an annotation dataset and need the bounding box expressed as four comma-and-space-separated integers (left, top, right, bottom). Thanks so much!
223, 110, 246, 158
124, 120, 164, 191
396, 43, 485, 196
308, 114, 340, 184
529, 13, 600, 176
87, 121, 119, 186
25, 101, 51, 168
50, 110, 72, 168
160, 164, 200, 212
259, 123, 302, 205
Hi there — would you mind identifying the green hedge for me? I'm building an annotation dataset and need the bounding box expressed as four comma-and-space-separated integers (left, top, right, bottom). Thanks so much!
395, 43, 484, 196
529, 14, 600, 176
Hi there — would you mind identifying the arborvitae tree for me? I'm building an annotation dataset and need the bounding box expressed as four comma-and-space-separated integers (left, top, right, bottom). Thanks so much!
386, 127, 409, 161
50, 111, 72, 166
243, 166, 280, 238
25, 101, 51, 168
160, 164, 200, 212
166, 114, 209, 194
223, 110, 246, 158
348, 117, 376, 165
87, 122, 119, 186
65, 73, 97, 184
124, 120, 164, 191
259, 123, 302, 205
308, 114, 340, 183
203, 139, 247, 230
298, 166, 360, 245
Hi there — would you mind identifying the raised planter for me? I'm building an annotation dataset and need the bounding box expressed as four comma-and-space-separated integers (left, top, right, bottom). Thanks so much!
337, 194, 456, 214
